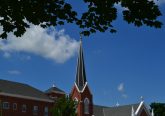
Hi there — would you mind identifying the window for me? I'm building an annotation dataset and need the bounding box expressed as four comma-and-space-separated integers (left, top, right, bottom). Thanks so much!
22, 104, 27, 112
44, 106, 48, 116
3, 102, 9, 109
74, 98, 78, 113
33, 106, 38, 115
84, 98, 89, 114
13, 103, 17, 110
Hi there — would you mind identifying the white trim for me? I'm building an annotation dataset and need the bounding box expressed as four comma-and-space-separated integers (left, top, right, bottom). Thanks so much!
0, 92, 54, 103
103, 108, 105, 116
74, 97, 78, 102
81, 82, 88, 93
135, 101, 151, 116
135, 101, 144, 115
74, 82, 88, 93
13, 103, 17, 110
151, 109, 154, 116
74, 82, 93, 95
131, 106, 135, 116
75, 82, 81, 93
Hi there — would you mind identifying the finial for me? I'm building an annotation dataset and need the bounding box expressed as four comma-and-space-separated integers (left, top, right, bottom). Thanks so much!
80, 32, 83, 41
52, 84, 56, 87
140, 96, 144, 102
116, 102, 120, 107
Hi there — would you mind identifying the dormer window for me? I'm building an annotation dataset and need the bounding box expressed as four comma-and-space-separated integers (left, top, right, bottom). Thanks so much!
84, 98, 89, 114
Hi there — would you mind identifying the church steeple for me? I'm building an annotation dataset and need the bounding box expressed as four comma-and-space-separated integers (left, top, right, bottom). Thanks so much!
71, 35, 93, 116
75, 36, 87, 91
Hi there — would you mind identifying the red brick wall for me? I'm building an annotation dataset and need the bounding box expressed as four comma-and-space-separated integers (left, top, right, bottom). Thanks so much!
140, 109, 149, 116
71, 85, 93, 116
0, 95, 53, 116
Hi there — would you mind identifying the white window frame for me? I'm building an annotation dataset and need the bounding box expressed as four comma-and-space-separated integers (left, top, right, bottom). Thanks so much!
44, 106, 49, 116
13, 103, 17, 110
22, 104, 27, 112
33, 106, 38, 115
3, 102, 10, 109
84, 98, 90, 114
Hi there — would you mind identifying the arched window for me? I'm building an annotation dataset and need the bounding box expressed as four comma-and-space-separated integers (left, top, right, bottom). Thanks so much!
84, 98, 89, 114
74, 97, 78, 113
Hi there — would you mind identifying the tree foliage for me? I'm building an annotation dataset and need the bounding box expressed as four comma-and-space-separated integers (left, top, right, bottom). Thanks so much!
51, 96, 77, 116
0, 0, 163, 39
150, 102, 165, 116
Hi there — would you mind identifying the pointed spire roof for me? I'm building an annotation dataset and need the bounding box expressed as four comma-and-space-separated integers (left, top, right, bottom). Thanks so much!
75, 36, 87, 91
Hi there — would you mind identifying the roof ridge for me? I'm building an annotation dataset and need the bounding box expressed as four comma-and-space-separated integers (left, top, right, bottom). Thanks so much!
0, 79, 29, 87
94, 103, 140, 109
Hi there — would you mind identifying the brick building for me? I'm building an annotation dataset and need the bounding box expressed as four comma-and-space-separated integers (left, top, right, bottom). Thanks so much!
0, 38, 154, 116
0, 79, 65, 116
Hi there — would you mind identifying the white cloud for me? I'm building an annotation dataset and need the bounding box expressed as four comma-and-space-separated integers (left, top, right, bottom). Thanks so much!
8, 70, 21, 75
117, 83, 128, 99
118, 83, 124, 92
0, 25, 79, 63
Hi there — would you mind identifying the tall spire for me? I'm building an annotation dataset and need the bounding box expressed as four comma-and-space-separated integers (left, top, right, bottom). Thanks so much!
75, 35, 87, 91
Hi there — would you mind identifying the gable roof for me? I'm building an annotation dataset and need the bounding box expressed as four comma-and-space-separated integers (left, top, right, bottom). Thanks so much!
94, 103, 141, 116
0, 79, 53, 102
75, 39, 87, 91
45, 86, 65, 94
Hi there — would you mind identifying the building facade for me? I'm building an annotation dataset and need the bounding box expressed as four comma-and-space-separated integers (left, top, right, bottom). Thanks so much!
0, 79, 65, 116
0, 39, 153, 116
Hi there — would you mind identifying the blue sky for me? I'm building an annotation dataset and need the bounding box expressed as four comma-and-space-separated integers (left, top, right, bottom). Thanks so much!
0, 0, 165, 107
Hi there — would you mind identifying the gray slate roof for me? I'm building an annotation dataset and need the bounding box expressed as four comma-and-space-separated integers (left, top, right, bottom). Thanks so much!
94, 103, 139, 116
0, 79, 53, 102
45, 86, 65, 94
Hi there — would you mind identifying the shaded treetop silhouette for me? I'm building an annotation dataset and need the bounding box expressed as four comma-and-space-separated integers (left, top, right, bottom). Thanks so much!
0, 0, 163, 39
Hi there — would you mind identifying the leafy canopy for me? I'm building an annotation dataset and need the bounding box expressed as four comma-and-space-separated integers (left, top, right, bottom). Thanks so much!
51, 96, 77, 116
0, 0, 162, 39
150, 102, 165, 116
